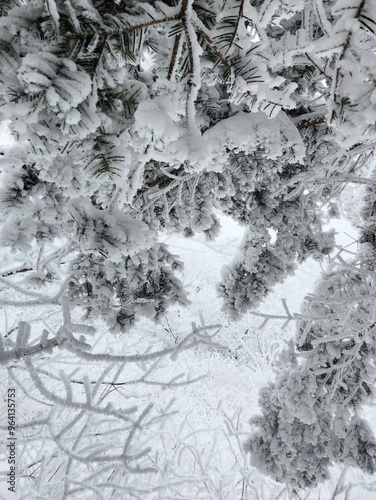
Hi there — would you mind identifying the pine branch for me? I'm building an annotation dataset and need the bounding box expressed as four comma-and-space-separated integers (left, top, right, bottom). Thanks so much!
25, 365, 205, 388
311, 174, 376, 187
72, 0, 193, 41
167, 34, 182, 80
224, 0, 244, 55
71, 14, 181, 40
24, 358, 138, 420
304, 52, 331, 80
65, 325, 222, 363
179, 0, 190, 16
1, 266, 32, 277
245, 91, 291, 110
194, 25, 230, 68
331, 0, 367, 110
136, 166, 185, 197
180, 1, 202, 130
296, 115, 326, 130
251, 298, 295, 330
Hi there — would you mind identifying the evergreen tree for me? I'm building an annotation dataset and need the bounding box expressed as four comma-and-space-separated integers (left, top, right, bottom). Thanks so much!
247, 233, 376, 489
1, 0, 376, 492
242, 0, 376, 491
0, 0, 337, 332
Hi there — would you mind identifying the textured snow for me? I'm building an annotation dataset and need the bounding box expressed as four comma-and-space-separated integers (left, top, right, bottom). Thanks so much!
204, 111, 306, 172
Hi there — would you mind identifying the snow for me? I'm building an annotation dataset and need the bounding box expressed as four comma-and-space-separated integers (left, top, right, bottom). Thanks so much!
204, 111, 305, 171
161, 214, 323, 350
1, 0, 376, 492
118, 213, 374, 499
46, 0, 60, 32
0, 196, 373, 498
0, 121, 14, 146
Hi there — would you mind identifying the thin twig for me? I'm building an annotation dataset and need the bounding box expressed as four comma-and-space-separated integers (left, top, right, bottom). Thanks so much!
167, 34, 182, 80
1, 266, 32, 277
194, 25, 230, 68
225, 0, 244, 55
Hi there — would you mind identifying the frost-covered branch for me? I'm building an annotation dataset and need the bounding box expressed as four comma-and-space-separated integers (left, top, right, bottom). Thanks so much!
1, 304, 221, 497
